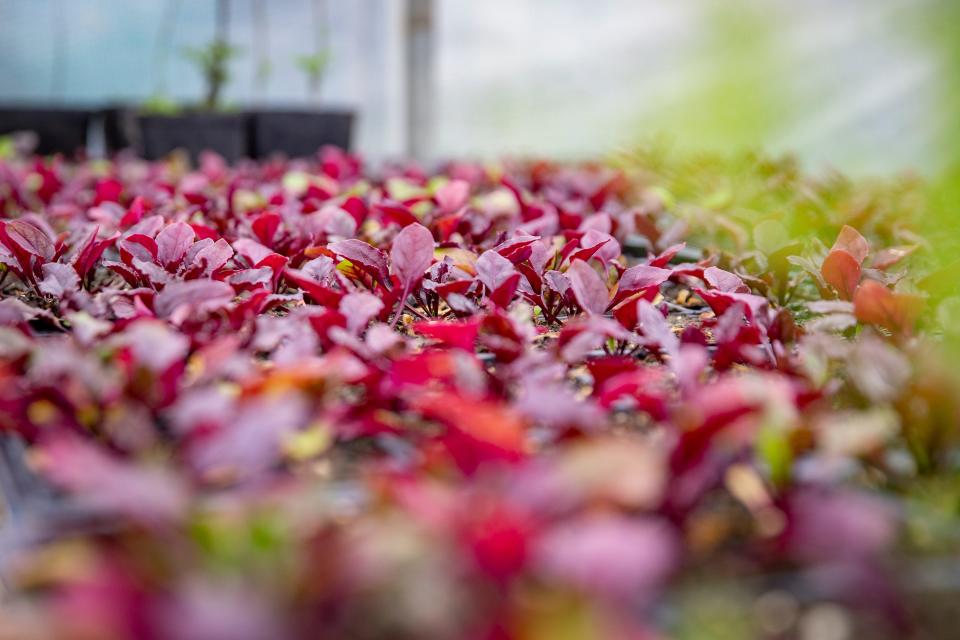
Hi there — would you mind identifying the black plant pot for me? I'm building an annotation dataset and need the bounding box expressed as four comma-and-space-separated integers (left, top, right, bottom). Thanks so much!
101, 105, 139, 154
247, 109, 354, 159
0, 106, 92, 156
137, 112, 249, 163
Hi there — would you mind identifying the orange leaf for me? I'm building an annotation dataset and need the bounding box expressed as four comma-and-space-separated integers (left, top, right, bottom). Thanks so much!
413, 392, 527, 454
854, 280, 923, 334
821, 249, 861, 300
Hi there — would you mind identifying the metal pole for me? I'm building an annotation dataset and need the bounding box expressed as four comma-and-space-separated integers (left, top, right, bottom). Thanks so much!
405, 0, 434, 162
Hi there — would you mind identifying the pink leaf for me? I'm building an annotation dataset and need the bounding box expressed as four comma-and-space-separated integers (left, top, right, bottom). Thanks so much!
637, 300, 678, 357
534, 514, 676, 599
435, 179, 471, 214
339, 292, 384, 334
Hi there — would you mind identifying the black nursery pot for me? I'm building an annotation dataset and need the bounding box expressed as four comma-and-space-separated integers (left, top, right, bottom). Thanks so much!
101, 105, 139, 154
0, 106, 92, 156
247, 109, 354, 159
137, 112, 249, 163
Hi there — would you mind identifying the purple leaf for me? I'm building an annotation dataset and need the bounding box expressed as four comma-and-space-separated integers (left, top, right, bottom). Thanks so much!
39, 263, 80, 298
339, 292, 384, 334
567, 259, 608, 315
435, 179, 471, 214
476, 249, 516, 293
0, 219, 55, 261
300, 255, 336, 283
617, 264, 671, 296
703, 266, 749, 293
154, 280, 235, 320
192, 238, 234, 276
119, 321, 189, 372
232, 238, 274, 267
329, 238, 389, 282
390, 222, 434, 290
543, 270, 571, 296
534, 514, 676, 599
37, 434, 187, 525
579, 229, 621, 266
637, 300, 678, 357
156, 221, 196, 267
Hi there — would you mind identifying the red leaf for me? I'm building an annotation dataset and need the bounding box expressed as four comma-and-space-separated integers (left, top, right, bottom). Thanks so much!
339, 292, 384, 334
252, 212, 282, 246
870, 245, 916, 271
119, 233, 158, 266
376, 200, 419, 227
284, 267, 343, 307
490, 272, 522, 309
413, 318, 481, 351
93, 178, 124, 205
119, 195, 147, 227
36, 434, 187, 525
191, 238, 234, 276
72, 225, 117, 281
649, 243, 685, 268
494, 235, 539, 264
414, 391, 527, 471
1, 219, 55, 262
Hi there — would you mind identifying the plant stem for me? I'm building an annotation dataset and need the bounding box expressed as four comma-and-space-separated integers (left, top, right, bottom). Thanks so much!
205, 0, 231, 109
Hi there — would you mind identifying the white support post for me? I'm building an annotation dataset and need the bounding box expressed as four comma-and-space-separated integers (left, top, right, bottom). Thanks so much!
404, 0, 434, 162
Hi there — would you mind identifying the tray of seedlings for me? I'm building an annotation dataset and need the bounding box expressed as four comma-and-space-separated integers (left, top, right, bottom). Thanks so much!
0, 144, 957, 639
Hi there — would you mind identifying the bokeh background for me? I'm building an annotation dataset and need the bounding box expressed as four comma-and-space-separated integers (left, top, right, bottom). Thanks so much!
0, 0, 957, 182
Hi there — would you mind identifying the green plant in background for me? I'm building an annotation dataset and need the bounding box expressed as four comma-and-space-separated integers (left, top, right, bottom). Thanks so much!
638, 0, 792, 152
185, 41, 241, 110
140, 95, 180, 116
913, 0, 960, 262
295, 51, 329, 101
184, 0, 240, 110
252, 0, 271, 100
297, 0, 330, 101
